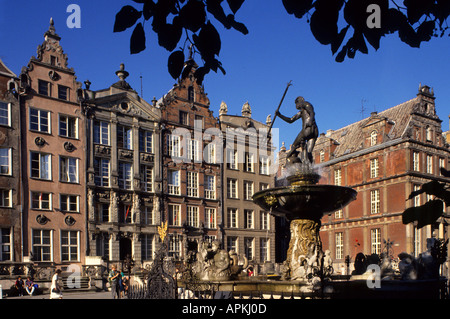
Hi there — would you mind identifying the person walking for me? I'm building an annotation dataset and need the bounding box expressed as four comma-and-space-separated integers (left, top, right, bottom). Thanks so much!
108, 265, 120, 299
50, 269, 63, 299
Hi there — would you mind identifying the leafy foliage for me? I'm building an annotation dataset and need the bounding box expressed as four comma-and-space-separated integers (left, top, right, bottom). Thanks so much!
402, 168, 450, 229
114, 0, 450, 83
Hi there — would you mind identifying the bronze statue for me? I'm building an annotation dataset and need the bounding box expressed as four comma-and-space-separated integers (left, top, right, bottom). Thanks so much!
276, 96, 319, 165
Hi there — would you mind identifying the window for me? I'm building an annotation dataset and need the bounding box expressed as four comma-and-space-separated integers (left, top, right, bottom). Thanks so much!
260, 183, 269, 191
413, 151, 420, 171
93, 120, 109, 145
426, 154, 433, 174
370, 130, 377, 146
334, 169, 342, 186
319, 150, 325, 162
139, 130, 153, 153
32, 229, 52, 262
336, 232, 344, 259
244, 209, 254, 229
0, 189, 11, 207
260, 238, 269, 262
168, 170, 180, 195
335, 209, 343, 219
96, 233, 110, 260
38, 80, 50, 96
168, 234, 182, 259
141, 165, 153, 192
31, 192, 51, 210
371, 228, 381, 255
413, 185, 421, 207
244, 152, 255, 172
94, 158, 110, 187
205, 175, 215, 199
227, 208, 238, 228
179, 111, 189, 125
260, 211, 269, 230
141, 206, 154, 225
188, 86, 194, 102
30, 108, 50, 133
98, 203, 110, 222
59, 115, 77, 138
206, 208, 216, 229
204, 143, 216, 164
187, 171, 198, 197
60, 194, 78, 212
58, 85, 69, 100
187, 206, 199, 227
0, 228, 11, 261
259, 155, 269, 175
370, 189, 380, 214
370, 158, 379, 178
121, 204, 132, 224
169, 204, 181, 226
168, 134, 181, 158
60, 156, 78, 183
226, 149, 238, 170
244, 237, 254, 260
188, 139, 201, 162
141, 234, 154, 260
30, 152, 51, 180
117, 125, 132, 150
0, 102, 11, 126
227, 236, 238, 252
227, 178, 238, 199
118, 162, 132, 189
61, 231, 79, 261
0, 148, 11, 175
244, 181, 254, 200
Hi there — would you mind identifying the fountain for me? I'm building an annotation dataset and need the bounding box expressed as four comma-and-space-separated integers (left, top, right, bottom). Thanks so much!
253, 95, 357, 282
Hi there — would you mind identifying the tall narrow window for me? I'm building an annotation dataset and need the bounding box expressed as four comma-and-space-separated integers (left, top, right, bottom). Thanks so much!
188, 86, 194, 102
60, 156, 78, 183
32, 229, 52, 261
260, 238, 269, 262
0, 148, 11, 175
227, 178, 238, 199
370, 130, 377, 146
118, 162, 132, 189
260, 211, 269, 230
117, 125, 132, 150
244, 237, 254, 260
244, 209, 254, 229
336, 232, 344, 259
413, 151, 420, 171
168, 134, 181, 158
31, 152, 51, 180
426, 154, 433, 174
205, 175, 215, 199
141, 165, 153, 192
187, 206, 199, 227
94, 158, 110, 187
93, 120, 110, 145
227, 208, 238, 228
187, 171, 198, 197
139, 130, 153, 153
226, 149, 238, 170
0, 102, 11, 126
370, 158, 379, 178
244, 181, 254, 200
244, 152, 255, 172
206, 208, 216, 229
371, 228, 381, 255
259, 155, 269, 175
168, 204, 181, 226
370, 189, 380, 214
61, 231, 79, 261
0, 228, 11, 261
141, 234, 154, 260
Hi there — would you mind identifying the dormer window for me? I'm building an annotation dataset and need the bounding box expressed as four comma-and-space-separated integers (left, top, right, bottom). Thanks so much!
370, 130, 377, 146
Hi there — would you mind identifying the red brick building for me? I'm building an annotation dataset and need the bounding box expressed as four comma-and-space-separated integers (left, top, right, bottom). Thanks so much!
0, 59, 21, 262
158, 57, 221, 259
18, 20, 87, 268
307, 85, 450, 273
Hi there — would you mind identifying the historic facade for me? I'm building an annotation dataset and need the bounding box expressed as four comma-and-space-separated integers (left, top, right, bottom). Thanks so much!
308, 85, 450, 273
0, 59, 21, 263
158, 57, 221, 260
83, 64, 161, 267
18, 20, 87, 267
219, 101, 277, 265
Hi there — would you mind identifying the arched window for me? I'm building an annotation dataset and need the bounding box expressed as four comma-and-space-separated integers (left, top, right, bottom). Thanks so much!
370, 130, 377, 146
426, 126, 432, 142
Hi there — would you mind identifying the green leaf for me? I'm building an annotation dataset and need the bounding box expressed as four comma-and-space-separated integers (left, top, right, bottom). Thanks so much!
114, 5, 142, 33
168, 50, 185, 79
130, 22, 146, 54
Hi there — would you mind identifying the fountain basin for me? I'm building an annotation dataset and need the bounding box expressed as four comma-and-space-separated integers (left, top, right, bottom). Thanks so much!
253, 185, 357, 221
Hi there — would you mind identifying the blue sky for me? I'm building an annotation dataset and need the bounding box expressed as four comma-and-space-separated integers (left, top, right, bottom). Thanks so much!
1, 0, 449, 148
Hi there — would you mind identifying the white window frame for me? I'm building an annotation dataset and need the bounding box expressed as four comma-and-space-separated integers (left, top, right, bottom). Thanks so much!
370, 158, 379, 178
227, 178, 238, 199
0, 189, 12, 208
244, 180, 254, 200
259, 155, 269, 175
141, 165, 153, 192
59, 114, 78, 138
187, 206, 199, 228
118, 125, 133, 150
32, 229, 53, 262
227, 208, 238, 228
370, 189, 380, 214
30, 151, 51, 180
31, 192, 52, 210
60, 194, 79, 213
244, 209, 254, 229
205, 208, 216, 229
168, 170, 180, 195
60, 230, 80, 262
118, 162, 133, 190
168, 134, 181, 158
29, 107, 50, 133
169, 204, 181, 226
187, 171, 199, 197
94, 158, 110, 187
60, 156, 79, 183
205, 175, 216, 199
0, 101, 11, 127
413, 151, 420, 171
139, 130, 153, 153
371, 228, 381, 255
336, 232, 344, 259
0, 148, 12, 176
93, 120, 110, 145
0, 227, 12, 261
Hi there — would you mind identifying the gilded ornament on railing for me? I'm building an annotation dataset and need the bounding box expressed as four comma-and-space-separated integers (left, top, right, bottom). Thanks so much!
158, 221, 168, 242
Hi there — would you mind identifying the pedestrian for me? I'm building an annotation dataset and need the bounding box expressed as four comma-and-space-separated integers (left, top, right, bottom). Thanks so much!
119, 269, 125, 298
15, 276, 25, 296
50, 269, 63, 299
108, 265, 120, 299
25, 276, 36, 296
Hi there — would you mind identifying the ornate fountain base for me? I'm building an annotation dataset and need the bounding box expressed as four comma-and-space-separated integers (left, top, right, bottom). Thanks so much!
283, 219, 324, 280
